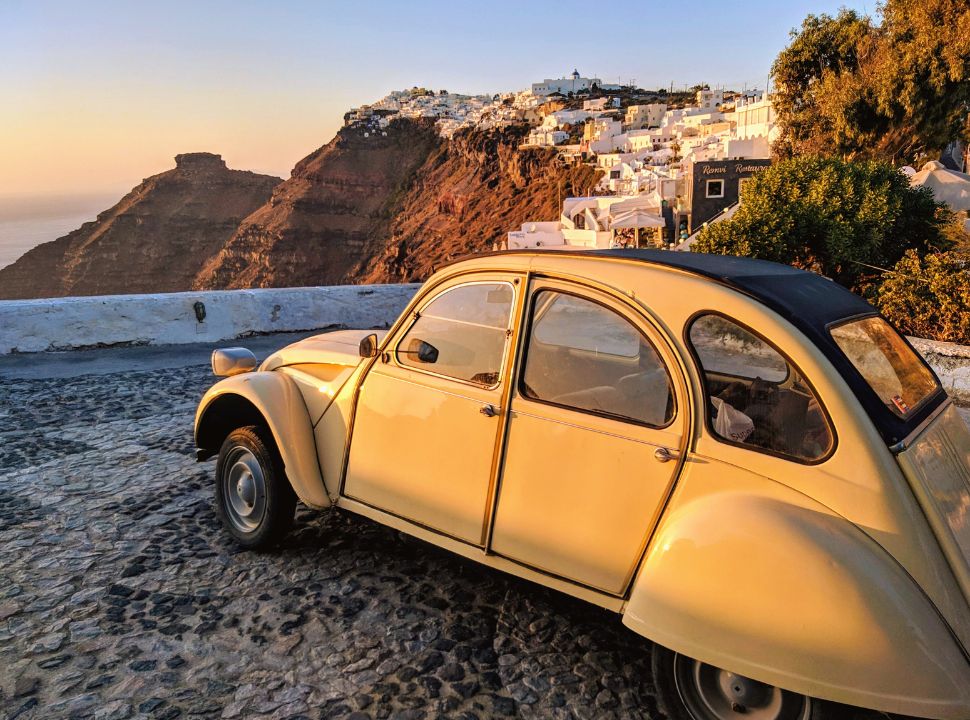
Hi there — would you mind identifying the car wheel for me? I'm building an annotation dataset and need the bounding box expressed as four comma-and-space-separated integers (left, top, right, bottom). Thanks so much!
215, 426, 296, 549
652, 645, 828, 720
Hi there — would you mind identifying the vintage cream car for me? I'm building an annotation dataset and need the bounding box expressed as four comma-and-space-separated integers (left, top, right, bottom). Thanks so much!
194, 250, 970, 720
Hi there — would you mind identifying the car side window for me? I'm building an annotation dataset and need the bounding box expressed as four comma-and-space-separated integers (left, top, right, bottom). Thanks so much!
397, 282, 514, 387
521, 291, 674, 427
688, 314, 834, 462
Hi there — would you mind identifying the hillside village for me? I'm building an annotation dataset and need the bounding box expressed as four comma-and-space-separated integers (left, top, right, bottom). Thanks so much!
343, 71, 779, 249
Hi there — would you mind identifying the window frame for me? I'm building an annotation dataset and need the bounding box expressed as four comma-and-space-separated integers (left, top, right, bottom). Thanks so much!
684, 310, 838, 466
517, 287, 677, 430
688, 314, 791, 386
705, 179, 725, 198
393, 279, 516, 390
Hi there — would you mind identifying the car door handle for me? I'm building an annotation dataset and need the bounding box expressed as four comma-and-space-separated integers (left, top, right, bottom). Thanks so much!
654, 447, 679, 463
479, 404, 499, 418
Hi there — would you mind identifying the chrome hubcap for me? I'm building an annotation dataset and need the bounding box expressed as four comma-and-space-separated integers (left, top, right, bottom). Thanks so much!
674, 655, 810, 720
222, 447, 267, 533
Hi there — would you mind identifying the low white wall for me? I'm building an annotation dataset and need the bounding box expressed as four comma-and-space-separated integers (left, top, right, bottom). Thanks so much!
908, 336, 970, 406
3, 288, 970, 406
0, 285, 420, 354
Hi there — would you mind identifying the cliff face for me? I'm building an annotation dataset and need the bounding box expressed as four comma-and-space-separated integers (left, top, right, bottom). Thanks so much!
0, 154, 281, 300
193, 119, 442, 290
196, 121, 600, 288
358, 125, 601, 283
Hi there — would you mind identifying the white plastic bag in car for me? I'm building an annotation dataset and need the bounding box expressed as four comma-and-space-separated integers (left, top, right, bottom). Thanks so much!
711, 397, 754, 443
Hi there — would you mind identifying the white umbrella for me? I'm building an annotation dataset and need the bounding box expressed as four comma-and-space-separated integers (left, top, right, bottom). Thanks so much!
608, 209, 666, 248
910, 161, 970, 212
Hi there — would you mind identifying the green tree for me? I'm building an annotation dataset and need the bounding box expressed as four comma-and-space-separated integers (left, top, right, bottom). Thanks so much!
876, 250, 970, 343
772, 1, 970, 165
692, 156, 950, 290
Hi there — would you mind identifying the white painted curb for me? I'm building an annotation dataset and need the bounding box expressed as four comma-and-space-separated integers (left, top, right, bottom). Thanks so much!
0, 285, 420, 354
2, 287, 969, 407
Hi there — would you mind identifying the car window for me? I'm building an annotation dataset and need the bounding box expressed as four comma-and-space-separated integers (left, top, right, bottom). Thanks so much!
522, 291, 674, 427
830, 316, 940, 418
689, 314, 833, 462
397, 282, 514, 386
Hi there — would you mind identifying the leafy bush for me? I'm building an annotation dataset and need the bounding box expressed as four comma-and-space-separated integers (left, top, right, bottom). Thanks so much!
876, 250, 970, 344
693, 155, 950, 290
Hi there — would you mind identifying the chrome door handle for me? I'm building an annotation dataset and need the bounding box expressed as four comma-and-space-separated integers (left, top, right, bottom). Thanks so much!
654, 447, 679, 463
480, 404, 499, 418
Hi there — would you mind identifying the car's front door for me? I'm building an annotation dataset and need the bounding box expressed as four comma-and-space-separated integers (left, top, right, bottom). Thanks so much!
490, 280, 687, 595
344, 275, 520, 545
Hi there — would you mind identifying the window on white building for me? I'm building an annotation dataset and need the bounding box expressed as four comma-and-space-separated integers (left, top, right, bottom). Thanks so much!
706, 179, 725, 198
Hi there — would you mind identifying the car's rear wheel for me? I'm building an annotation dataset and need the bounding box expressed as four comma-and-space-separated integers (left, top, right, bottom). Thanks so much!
653, 645, 825, 720
215, 426, 295, 549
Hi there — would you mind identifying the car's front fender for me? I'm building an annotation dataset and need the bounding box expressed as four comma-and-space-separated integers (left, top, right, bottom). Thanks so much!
194, 371, 332, 508
623, 486, 970, 719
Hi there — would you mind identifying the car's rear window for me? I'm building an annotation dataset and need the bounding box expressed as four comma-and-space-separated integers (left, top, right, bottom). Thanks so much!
829, 316, 940, 418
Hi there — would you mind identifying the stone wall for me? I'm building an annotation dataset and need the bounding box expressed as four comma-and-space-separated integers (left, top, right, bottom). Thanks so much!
908, 336, 970, 406
2, 288, 969, 407
0, 285, 420, 354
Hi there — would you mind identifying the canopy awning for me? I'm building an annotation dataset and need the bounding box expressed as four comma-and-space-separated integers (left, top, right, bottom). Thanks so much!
609, 209, 665, 229
910, 161, 970, 212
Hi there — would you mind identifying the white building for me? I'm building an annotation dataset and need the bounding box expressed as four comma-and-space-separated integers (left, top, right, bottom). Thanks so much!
541, 109, 595, 130
695, 88, 724, 111
532, 70, 604, 96
625, 103, 667, 130
507, 195, 666, 251
734, 93, 777, 143
523, 128, 569, 147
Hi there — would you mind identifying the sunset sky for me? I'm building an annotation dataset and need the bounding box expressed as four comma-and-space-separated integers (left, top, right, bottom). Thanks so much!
2, 0, 867, 198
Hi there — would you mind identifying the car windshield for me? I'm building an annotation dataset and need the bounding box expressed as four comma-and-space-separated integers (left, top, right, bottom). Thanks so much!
830, 316, 940, 418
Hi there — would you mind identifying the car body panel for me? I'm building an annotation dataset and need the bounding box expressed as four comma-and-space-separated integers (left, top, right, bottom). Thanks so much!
345, 367, 504, 543
897, 402, 970, 607
261, 329, 382, 371
195, 371, 332, 507
490, 276, 690, 595
622, 464, 970, 718
343, 272, 523, 544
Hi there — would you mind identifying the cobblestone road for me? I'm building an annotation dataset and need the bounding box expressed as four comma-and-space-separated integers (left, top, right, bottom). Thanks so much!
0, 362, 660, 720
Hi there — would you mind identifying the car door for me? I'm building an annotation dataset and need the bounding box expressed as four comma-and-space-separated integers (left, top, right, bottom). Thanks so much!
344, 275, 521, 545
490, 280, 687, 595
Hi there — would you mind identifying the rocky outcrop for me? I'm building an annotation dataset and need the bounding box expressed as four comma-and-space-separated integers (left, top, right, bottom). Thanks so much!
193, 119, 442, 290
0, 154, 281, 299
357, 125, 602, 282
196, 121, 600, 288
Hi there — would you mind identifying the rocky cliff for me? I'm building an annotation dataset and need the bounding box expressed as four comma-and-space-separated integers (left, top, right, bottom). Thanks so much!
196, 120, 600, 288
358, 125, 601, 283
193, 119, 442, 290
0, 154, 281, 299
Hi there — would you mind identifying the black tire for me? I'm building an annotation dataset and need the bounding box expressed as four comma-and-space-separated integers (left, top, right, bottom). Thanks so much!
652, 644, 835, 720
215, 425, 296, 549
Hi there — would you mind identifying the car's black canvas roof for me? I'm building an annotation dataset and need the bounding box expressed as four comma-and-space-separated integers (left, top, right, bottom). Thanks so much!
583, 248, 877, 328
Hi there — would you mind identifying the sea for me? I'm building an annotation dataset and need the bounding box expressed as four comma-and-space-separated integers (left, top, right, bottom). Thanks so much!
0, 193, 119, 270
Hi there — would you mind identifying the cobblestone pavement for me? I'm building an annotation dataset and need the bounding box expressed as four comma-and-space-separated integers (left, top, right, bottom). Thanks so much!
0, 363, 661, 720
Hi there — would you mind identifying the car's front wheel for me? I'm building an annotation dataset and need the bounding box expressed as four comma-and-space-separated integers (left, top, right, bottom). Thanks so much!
653, 645, 826, 720
215, 426, 296, 549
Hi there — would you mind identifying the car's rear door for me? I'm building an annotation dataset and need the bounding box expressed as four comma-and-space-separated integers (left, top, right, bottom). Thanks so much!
490, 279, 687, 595
344, 274, 521, 545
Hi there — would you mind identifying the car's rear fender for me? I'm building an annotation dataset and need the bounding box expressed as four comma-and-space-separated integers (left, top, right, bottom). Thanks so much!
194, 371, 332, 508
623, 479, 970, 719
